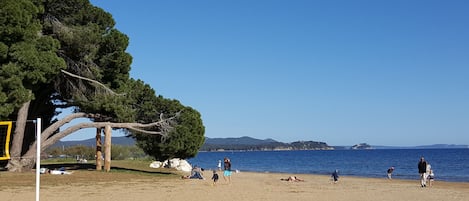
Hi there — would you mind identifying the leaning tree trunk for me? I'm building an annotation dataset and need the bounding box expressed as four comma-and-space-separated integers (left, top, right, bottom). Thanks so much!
6, 100, 34, 172
6, 110, 175, 172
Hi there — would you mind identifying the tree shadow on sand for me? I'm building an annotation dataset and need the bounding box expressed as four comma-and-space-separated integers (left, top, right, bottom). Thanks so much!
40, 163, 173, 175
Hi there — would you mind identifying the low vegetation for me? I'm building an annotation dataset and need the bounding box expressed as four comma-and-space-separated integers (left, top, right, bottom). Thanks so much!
46, 145, 149, 160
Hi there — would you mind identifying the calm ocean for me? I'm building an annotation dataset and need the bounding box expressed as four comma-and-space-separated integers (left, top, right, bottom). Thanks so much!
187, 149, 469, 182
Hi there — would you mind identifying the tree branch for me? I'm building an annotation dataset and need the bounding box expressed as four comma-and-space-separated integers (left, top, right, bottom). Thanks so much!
60, 70, 123, 95
42, 120, 173, 149
23, 113, 177, 159
40, 112, 89, 141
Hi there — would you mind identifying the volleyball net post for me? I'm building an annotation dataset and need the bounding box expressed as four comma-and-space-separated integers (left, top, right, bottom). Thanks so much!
1, 119, 42, 201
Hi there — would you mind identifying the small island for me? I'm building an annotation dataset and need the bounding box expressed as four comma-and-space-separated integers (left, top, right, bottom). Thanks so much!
351, 143, 373, 150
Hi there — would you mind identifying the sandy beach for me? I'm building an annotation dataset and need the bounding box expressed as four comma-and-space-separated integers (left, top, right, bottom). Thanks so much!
1, 171, 468, 201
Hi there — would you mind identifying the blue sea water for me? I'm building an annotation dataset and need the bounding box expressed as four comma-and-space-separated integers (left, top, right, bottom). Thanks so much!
187, 149, 469, 182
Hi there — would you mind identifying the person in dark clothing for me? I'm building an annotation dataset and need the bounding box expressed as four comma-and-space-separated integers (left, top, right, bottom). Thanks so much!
387, 166, 395, 179
211, 170, 219, 185
223, 157, 232, 183
418, 157, 427, 187
331, 169, 339, 183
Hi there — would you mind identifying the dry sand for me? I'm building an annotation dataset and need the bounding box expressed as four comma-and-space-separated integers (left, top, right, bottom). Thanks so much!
1, 171, 468, 201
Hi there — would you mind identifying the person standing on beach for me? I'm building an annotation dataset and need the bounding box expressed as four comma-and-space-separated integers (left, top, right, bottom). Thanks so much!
426, 162, 432, 179
387, 166, 394, 179
217, 160, 222, 171
418, 157, 427, 187
331, 169, 339, 183
223, 157, 232, 183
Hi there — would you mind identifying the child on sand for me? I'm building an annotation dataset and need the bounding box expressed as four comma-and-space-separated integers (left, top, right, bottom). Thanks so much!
212, 170, 219, 185
427, 169, 435, 187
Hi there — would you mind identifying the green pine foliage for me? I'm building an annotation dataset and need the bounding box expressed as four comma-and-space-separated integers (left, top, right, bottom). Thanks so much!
0, 0, 66, 120
0, 0, 205, 161
134, 97, 205, 161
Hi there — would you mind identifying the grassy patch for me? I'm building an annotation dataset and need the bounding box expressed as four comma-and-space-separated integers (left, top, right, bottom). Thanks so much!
0, 160, 182, 189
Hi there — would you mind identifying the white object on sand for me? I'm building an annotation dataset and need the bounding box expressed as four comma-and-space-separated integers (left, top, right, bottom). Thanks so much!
50, 170, 73, 175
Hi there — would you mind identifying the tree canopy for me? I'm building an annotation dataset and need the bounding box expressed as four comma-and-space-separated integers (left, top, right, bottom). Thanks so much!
0, 0, 204, 170
134, 96, 205, 161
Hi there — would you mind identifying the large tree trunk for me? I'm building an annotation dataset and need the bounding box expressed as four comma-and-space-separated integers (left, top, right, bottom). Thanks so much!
6, 157, 35, 172
6, 100, 33, 172
5, 111, 174, 172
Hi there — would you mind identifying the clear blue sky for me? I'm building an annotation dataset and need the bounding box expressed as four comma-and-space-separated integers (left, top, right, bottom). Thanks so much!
64, 0, 469, 146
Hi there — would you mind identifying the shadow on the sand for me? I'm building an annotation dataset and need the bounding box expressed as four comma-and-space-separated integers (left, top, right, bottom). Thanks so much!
39, 163, 173, 175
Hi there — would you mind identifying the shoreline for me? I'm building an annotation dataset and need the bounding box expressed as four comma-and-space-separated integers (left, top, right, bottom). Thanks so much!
239, 171, 469, 185
1, 170, 468, 201
207, 169, 469, 183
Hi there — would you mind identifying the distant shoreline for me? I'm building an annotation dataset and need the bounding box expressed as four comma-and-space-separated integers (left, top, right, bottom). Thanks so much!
57, 136, 469, 150
198, 147, 469, 152
238, 170, 469, 183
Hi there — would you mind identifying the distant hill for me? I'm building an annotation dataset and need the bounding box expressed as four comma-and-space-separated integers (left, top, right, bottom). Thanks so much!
200, 136, 333, 151
53, 136, 333, 151
53, 136, 468, 151
204, 136, 277, 145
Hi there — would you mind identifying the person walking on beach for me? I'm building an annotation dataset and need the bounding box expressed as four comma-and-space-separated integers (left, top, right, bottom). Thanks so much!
387, 166, 394, 179
211, 170, 219, 186
418, 157, 427, 187
331, 169, 339, 184
223, 157, 232, 183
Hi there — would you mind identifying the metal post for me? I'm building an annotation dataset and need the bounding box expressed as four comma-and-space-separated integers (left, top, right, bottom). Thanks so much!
36, 118, 41, 201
